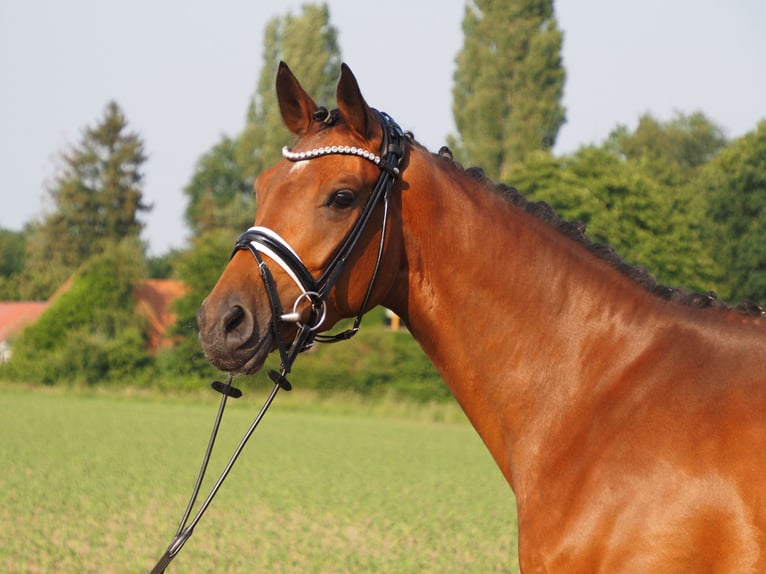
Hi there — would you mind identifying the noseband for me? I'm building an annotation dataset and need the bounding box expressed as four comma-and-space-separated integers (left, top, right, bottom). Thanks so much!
233, 110, 408, 387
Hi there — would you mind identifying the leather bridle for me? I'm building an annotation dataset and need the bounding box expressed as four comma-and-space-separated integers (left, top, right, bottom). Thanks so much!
233, 109, 408, 388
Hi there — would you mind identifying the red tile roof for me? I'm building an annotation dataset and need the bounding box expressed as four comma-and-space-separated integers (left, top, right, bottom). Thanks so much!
0, 301, 48, 341
133, 279, 189, 352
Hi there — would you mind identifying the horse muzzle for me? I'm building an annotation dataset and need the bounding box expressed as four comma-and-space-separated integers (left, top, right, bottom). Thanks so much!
197, 291, 273, 373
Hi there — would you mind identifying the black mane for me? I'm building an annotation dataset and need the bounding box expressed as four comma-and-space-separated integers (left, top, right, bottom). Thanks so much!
435, 147, 764, 318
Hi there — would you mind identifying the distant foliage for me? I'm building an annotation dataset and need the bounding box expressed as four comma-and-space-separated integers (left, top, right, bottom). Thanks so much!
237, 3, 341, 182
607, 112, 728, 173
0, 228, 26, 300
507, 113, 729, 295
0, 229, 25, 277
42, 100, 149, 259
184, 3, 342, 238
19, 101, 150, 299
702, 120, 766, 303
155, 230, 234, 384
451, 0, 566, 179
145, 251, 176, 279
1, 239, 151, 384
5, 4, 766, 398
183, 137, 252, 236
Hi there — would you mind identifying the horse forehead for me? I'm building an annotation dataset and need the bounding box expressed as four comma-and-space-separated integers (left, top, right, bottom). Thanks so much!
261, 151, 375, 195
254, 163, 322, 217
274, 158, 328, 190
255, 160, 312, 194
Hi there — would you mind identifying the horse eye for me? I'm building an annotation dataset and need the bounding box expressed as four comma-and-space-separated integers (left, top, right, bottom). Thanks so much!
327, 190, 356, 209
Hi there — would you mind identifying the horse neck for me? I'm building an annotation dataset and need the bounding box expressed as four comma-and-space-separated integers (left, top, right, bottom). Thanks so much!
385, 149, 680, 489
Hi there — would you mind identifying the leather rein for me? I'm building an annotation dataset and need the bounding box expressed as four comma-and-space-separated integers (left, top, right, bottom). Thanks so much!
150, 109, 407, 573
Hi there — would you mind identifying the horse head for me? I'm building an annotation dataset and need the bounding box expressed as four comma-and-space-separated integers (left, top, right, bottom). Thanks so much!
197, 62, 406, 374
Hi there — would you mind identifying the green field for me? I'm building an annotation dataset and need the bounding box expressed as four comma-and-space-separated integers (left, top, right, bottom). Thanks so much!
0, 385, 518, 573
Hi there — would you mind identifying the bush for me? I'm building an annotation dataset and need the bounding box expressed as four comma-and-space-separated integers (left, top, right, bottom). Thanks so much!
1, 239, 152, 385
283, 309, 450, 402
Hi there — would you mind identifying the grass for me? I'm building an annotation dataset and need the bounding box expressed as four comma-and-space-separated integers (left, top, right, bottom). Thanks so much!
0, 384, 519, 573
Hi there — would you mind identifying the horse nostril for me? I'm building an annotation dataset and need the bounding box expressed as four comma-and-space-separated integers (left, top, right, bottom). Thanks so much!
219, 303, 256, 350
221, 305, 253, 347
223, 305, 246, 334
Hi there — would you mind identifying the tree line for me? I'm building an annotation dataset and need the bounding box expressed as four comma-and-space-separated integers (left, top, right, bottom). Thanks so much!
1, 1, 764, 391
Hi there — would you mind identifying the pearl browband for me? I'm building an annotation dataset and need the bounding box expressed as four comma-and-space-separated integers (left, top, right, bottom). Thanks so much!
282, 145, 383, 169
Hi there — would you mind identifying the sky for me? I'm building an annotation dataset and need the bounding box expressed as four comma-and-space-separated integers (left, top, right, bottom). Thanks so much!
1, 0, 764, 256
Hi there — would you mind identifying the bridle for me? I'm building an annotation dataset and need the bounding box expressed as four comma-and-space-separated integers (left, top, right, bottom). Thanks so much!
150, 109, 407, 573
233, 109, 408, 388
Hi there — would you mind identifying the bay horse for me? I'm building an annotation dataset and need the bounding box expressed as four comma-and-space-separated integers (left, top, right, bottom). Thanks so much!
197, 62, 766, 572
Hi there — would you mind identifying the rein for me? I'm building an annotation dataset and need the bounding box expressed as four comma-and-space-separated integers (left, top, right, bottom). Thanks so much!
150, 110, 406, 573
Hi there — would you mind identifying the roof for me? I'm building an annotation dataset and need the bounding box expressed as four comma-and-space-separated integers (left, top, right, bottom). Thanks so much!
133, 279, 189, 352
0, 301, 49, 341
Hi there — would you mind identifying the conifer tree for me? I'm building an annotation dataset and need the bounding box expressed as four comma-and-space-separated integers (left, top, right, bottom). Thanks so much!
451, 0, 566, 179
49, 101, 148, 257
21, 101, 150, 298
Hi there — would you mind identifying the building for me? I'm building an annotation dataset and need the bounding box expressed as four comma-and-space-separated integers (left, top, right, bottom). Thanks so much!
0, 301, 48, 361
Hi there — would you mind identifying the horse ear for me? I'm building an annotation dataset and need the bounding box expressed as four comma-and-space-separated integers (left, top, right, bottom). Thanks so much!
336, 63, 379, 140
276, 61, 318, 136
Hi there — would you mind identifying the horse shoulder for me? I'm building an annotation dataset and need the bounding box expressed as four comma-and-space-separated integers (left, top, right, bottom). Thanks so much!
517, 317, 766, 572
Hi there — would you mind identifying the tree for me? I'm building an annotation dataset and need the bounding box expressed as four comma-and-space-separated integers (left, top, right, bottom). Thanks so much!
451, 0, 566, 179
183, 136, 252, 236
46, 101, 149, 258
606, 112, 727, 176
237, 3, 341, 184
1, 238, 151, 384
155, 230, 233, 383
504, 111, 738, 296
184, 3, 342, 236
0, 228, 26, 299
702, 121, 766, 304
508, 146, 718, 294
0, 228, 25, 277
21, 101, 150, 298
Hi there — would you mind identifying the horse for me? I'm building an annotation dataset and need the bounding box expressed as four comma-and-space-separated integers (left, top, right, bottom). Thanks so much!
197, 62, 766, 572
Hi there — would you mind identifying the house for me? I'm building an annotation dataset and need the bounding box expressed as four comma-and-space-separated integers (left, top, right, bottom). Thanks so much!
0, 279, 188, 362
